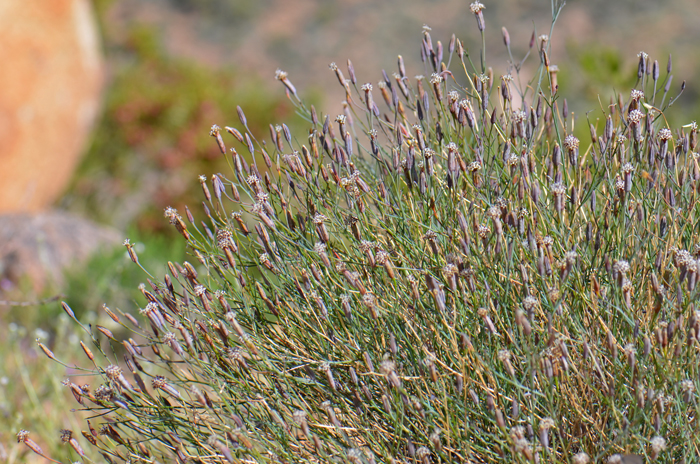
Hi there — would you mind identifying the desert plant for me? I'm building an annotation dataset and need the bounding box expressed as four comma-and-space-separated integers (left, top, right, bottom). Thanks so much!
61, 23, 296, 234
28, 1, 700, 462
0, 314, 105, 464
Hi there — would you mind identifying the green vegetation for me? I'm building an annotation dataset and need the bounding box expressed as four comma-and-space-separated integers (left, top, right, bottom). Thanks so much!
61, 24, 295, 234
0, 316, 103, 463
17, 1, 700, 462
3, 10, 298, 461
0, 231, 185, 463
62, 231, 187, 319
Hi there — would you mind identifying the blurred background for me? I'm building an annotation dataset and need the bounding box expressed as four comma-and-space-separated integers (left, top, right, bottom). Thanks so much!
1, 0, 700, 460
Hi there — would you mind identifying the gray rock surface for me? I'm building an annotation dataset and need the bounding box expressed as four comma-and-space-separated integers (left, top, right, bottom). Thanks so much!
0, 211, 121, 291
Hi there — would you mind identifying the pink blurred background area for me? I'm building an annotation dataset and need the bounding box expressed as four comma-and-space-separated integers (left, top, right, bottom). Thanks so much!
107, 0, 700, 119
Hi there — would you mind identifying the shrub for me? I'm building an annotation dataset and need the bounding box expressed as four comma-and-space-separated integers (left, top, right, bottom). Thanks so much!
61, 23, 294, 235
30, 2, 700, 462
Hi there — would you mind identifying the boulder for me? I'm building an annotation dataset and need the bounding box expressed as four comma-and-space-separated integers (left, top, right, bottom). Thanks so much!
0, 211, 121, 292
0, 0, 103, 211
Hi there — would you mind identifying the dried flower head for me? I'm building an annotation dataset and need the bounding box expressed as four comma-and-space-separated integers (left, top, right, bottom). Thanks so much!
628, 109, 644, 124
443, 263, 458, 277
658, 128, 673, 141
380, 360, 396, 376
152, 376, 166, 389
477, 224, 490, 238
498, 349, 512, 362
347, 448, 363, 463
487, 206, 501, 219
680, 380, 695, 393
164, 206, 179, 220
630, 89, 645, 101
94, 384, 114, 400
539, 417, 555, 430
513, 110, 527, 123
292, 409, 307, 425
423, 230, 438, 242
508, 426, 525, 441
650, 436, 666, 453
375, 250, 390, 264
428, 73, 443, 86
105, 365, 123, 381
139, 301, 157, 315
359, 240, 376, 252
563, 134, 579, 150
16, 430, 29, 443
523, 296, 538, 311
60, 429, 73, 443
216, 229, 235, 249
613, 260, 630, 274
469, 2, 485, 13
614, 175, 625, 192
227, 347, 244, 362
551, 182, 566, 195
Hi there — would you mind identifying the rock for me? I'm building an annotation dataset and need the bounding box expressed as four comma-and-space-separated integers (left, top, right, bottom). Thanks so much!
0, 211, 121, 292
0, 0, 103, 212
